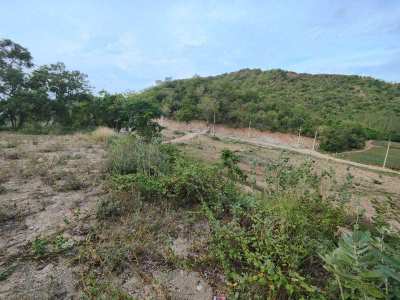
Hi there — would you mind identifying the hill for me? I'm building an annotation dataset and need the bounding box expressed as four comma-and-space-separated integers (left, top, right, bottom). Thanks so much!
141, 69, 400, 151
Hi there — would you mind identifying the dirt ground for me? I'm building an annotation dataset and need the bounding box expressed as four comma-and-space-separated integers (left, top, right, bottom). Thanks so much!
0, 132, 222, 299
0, 133, 106, 299
164, 128, 400, 230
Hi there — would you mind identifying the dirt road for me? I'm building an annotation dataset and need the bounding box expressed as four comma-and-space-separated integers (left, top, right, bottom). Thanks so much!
159, 119, 400, 175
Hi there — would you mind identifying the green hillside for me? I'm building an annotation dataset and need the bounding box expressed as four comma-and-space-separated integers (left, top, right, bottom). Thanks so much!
141, 69, 400, 151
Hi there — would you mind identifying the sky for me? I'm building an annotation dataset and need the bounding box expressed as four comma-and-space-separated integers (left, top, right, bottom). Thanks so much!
1, 0, 399, 92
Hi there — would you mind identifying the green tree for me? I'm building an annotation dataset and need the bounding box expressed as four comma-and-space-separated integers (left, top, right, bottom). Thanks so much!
30, 62, 90, 126
198, 96, 218, 124
0, 39, 33, 128
124, 98, 162, 140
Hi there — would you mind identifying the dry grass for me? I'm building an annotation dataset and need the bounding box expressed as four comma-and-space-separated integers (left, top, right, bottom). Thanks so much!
90, 127, 117, 143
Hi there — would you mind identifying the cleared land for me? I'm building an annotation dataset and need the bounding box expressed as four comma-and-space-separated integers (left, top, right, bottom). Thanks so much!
339, 141, 400, 170
0, 128, 399, 299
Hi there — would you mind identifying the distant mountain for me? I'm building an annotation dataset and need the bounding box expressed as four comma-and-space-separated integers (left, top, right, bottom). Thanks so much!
140, 69, 400, 145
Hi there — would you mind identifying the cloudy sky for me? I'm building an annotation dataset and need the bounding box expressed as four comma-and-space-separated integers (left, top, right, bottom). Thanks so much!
1, 0, 399, 92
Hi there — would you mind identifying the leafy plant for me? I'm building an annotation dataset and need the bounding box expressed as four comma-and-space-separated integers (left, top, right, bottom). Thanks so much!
221, 149, 247, 182
53, 235, 74, 252
96, 196, 122, 220
32, 237, 48, 257
106, 136, 174, 176
204, 156, 348, 299
322, 225, 400, 299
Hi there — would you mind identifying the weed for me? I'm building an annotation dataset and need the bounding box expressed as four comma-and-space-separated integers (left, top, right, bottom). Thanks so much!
96, 196, 122, 220
106, 135, 175, 176
57, 174, 84, 191
80, 272, 134, 300
173, 130, 185, 136
32, 237, 48, 257
322, 225, 400, 299
90, 127, 116, 143
53, 235, 74, 252
5, 152, 20, 160
41, 142, 64, 153
4, 141, 17, 148
0, 185, 6, 194
0, 264, 17, 281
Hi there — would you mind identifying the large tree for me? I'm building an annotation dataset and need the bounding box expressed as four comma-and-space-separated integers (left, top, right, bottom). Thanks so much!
30, 62, 91, 126
0, 39, 33, 128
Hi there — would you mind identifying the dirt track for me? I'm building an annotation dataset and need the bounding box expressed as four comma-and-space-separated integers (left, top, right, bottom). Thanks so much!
160, 119, 400, 176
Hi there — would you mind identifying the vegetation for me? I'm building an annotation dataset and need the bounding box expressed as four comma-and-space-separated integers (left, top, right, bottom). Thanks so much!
2, 38, 400, 299
0, 39, 161, 138
2, 39, 400, 152
140, 69, 400, 151
339, 141, 400, 170
102, 135, 400, 299
323, 225, 400, 299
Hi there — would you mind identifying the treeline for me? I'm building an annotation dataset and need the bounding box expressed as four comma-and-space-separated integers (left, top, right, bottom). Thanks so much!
140, 69, 400, 151
2, 38, 400, 152
0, 39, 161, 135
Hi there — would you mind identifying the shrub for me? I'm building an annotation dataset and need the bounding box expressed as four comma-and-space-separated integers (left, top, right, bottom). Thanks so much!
205, 157, 348, 299
32, 237, 48, 257
110, 158, 234, 207
91, 127, 116, 143
220, 149, 247, 182
319, 122, 367, 152
106, 136, 174, 176
96, 197, 122, 220
322, 226, 400, 299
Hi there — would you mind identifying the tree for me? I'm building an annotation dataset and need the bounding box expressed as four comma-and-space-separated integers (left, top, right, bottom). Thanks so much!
0, 39, 33, 128
319, 122, 366, 152
124, 97, 163, 140
93, 91, 126, 130
30, 62, 90, 126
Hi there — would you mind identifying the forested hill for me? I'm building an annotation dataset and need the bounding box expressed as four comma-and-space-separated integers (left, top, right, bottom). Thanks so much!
141, 69, 400, 150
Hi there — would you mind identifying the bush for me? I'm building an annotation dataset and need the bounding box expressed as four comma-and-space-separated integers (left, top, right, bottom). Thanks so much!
106, 136, 174, 176
205, 157, 348, 299
110, 158, 234, 207
96, 197, 122, 220
91, 127, 116, 143
320, 122, 367, 152
322, 226, 400, 299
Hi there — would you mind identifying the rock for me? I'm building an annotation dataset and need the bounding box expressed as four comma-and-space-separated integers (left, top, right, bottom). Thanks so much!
171, 237, 191, 258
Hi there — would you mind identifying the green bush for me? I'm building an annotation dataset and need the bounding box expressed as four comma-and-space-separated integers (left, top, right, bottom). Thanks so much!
205, 158, 348, 299
110, 158, 235, 207
106, 136, 175, 176
96, 197, 122, 220
319, 122, 367, 152
322, 226, 400, 299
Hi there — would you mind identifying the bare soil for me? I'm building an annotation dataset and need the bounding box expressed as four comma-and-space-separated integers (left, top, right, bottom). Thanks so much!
0, 132, 222, 299
1, 127, 399, 299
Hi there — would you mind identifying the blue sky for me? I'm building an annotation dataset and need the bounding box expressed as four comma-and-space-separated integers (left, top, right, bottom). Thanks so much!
1, 0, 399, 92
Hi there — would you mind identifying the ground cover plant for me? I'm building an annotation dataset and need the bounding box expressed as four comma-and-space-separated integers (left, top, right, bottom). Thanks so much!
339, 141, 400, 170
102, 134, 400, 299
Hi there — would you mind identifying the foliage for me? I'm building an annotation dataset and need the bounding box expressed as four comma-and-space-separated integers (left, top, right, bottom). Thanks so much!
96, 197, 122, 220
205, 157, 347, 299
141, 68, 400, 148
339, 141, 400, 170
322, 225, 400, 299
31, 237, 48, 257
0, 39, 163, 135
220, 149, 247, 181
124, 98, 163, 140
319, 122, 367, 152
106, 136, 174, 175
